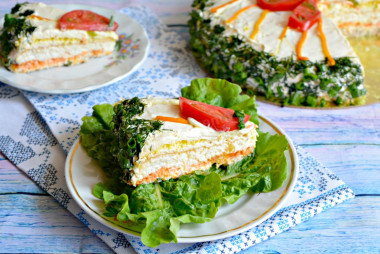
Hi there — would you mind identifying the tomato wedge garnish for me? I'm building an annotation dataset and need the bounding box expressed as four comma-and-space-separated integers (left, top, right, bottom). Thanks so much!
59, 10, 119, 31
288, 0, 321, 31
257, 0, 304, 11
179, 97, 250, 132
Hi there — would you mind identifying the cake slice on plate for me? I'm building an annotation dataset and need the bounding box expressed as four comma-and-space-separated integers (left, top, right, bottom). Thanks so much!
0, 2, 119, 73
81, 96, 258, 186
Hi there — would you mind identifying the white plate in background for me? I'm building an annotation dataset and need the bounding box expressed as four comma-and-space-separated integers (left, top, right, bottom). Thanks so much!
0, 4, 149, 94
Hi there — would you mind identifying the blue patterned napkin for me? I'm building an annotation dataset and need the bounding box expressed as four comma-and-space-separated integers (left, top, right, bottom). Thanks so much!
0, 6, 354, 254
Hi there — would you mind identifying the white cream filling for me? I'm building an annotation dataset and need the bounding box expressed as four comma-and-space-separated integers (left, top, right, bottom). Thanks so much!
11, 41, 115, 63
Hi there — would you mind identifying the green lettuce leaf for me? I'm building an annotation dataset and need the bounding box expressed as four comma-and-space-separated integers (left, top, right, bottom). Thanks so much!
181, 78, 259, 125
141, 209, 177, 246
92, 103, 114, 129
251, 131, 288, 192
218, 131, 288, 203
80, 104, 119, 178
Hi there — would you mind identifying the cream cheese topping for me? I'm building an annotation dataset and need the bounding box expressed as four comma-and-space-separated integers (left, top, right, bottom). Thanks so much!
19, 2, 65, 20
205, 0, 359, 62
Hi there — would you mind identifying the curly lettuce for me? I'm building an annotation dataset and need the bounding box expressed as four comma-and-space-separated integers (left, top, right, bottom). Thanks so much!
181, 78, 259, 125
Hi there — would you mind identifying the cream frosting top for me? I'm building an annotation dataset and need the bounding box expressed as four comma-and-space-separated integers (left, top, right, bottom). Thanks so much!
204, 0, 359, 62
15, 3, 118, 47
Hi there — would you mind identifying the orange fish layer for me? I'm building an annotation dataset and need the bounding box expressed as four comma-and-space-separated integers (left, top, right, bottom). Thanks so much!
132, 146, 254, 186
10, 49, 112, 73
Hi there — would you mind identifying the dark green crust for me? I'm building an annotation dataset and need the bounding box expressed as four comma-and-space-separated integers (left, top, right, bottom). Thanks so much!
0, 3, 36, 67
80, 98, 163, 185
188, 0, 367, 107
108, 98, 163, 183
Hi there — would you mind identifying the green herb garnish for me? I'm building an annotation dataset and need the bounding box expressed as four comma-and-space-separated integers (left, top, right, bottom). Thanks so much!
348, 0, 359, 6
112, 98, 163, 181
10, 3, 25, 14
233, 110, 246, 129
115, 39, 122, 51
63, 61, 72, 67
0, 3, 36, 67
109, 15, 114, 28
87, 31, 97, 37
80, 97, 163, 184
19, 9, 34, 17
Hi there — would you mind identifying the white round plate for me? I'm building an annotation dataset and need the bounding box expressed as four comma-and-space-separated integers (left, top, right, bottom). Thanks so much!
0, 4, 149, 94
65, 115, 298, 242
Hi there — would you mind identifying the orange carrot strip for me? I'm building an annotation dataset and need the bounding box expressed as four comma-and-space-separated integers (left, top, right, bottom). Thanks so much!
296, 31, 309, 61
226, 4, 256, 24
250, 9, 270, 40
279, 25, 288, 40
28, 15, 52, 21
317, 18, 335, 66
154, 116, 190, 124
211, 0, 240, 13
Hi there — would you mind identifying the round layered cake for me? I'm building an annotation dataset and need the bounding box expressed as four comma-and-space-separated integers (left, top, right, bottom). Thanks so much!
189, 0, 367, 107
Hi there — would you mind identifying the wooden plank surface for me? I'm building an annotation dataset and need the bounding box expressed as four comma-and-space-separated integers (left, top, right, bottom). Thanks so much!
1, 0, 379, 253
242, 196, 380, 254
0, 191, 112, 253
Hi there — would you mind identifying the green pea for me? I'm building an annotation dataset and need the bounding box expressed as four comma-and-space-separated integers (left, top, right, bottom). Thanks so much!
336, 97, 343, 105
306, 95, 318, 107
296, 82, 305, 90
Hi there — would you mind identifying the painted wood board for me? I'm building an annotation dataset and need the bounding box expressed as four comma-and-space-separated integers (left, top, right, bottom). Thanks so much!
258, 103, 380, 145
241, 196, 380, 253
0, 194, 112, 253
1, 192, 379, 253
302, 145, 380, 194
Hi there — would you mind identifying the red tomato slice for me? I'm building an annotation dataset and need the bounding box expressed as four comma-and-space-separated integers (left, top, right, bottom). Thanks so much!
179, 97, 250, 132
59, 10, 119, 31
257, 0, 304, 11
288, 0, 321, 31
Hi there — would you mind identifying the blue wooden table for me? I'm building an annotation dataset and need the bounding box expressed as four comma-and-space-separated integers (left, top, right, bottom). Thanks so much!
1, 0, 379, 253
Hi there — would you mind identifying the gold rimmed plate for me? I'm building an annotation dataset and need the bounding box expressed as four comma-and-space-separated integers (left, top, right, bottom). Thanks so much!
64, 114, 299, 242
